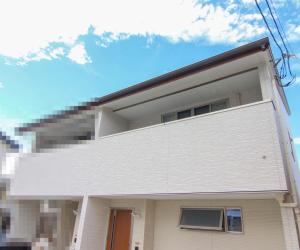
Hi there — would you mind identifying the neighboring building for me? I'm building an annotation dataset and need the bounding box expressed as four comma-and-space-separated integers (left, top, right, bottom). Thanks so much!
0, 131, 20, 242
0, 131, 20, 172
9, 37, 300, 250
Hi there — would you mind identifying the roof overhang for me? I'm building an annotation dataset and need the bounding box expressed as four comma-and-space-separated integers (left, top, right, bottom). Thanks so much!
17, 37, 276, 134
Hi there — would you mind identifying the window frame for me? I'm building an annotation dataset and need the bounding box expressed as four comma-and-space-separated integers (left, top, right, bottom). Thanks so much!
178, 207, 225, 231
177, 109, 192, 120
210, 99, 230, 112
161, 98, 230, 123
225, 207, 244, 234
178, 206, 244, 234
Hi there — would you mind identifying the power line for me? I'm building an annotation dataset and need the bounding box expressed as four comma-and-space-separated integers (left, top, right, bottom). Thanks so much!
255, 0, 286, 79
254, 0, 296, 87
269, 0, 295, 55
264, 0, 294, 78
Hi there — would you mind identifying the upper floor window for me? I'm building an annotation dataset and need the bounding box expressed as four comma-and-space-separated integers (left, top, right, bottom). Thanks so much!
194, 105, 210, 115
162, 99, 229, 123
177, 109, 192, 120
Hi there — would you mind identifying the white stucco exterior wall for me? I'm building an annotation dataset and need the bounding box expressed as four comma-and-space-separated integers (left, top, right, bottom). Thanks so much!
271, 81, 300, 203
280, 207, 300, 250
76, 197, 110, 250
96, 107, 129, 137
57, 201, 77, 250
8, 200, 40, 241
143, 200, 155, 250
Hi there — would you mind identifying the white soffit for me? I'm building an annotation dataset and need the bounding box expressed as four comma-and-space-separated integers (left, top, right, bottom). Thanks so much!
104, 52, 265, 111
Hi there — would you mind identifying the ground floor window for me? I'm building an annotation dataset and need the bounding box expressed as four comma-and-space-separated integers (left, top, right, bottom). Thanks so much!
179, 208, 223, 230
179, 207, 243, 233
226, 208, 243, 233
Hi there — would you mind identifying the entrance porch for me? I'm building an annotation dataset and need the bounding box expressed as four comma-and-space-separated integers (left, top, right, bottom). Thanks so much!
72, 196, 299, 250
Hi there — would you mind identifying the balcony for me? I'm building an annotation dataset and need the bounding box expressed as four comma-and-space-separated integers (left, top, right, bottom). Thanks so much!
10, 100, 287, 198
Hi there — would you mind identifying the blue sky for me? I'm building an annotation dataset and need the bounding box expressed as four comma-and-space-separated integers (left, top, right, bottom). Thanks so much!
0, 0, 299, 158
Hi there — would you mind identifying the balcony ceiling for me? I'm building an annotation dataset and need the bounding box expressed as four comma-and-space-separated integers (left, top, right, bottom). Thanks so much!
115, 68, 260, 120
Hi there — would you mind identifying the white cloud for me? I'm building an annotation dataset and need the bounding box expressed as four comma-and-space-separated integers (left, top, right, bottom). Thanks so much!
49, 47, 65, 59
0, 82, 3, 88
287, 24, 300, 42
241, 0, 258, 3
0, 0, 281, 64
68, 43, 91, 64
294, 138, 300, 145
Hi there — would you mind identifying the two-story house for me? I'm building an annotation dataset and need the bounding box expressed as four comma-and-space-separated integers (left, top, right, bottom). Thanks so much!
9, 37, 300, 250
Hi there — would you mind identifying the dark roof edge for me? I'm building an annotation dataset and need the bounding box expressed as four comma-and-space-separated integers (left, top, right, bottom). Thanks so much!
0, 131, 20, 150
18, 37, 270, 133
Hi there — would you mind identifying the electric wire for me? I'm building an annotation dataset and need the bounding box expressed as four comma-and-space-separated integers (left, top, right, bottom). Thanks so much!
265, 0, 296, 86
269, 0, 295, 55
254, 0, 287, 78
255, 0, 296, 87
264, 0, 294, 78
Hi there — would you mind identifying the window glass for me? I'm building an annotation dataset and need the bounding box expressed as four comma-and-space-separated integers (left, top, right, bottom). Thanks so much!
211, 100, 228, 112
194, 105, 210, 116
177, 109, 191, 120
162, 112, 177, 123
226, 208, 242, 232
180, 208, 223, 230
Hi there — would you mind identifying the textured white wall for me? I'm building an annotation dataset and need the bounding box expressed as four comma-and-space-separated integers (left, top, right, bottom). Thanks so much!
143, 200, 155, 250
8, 200, 40, 241
153, 199, 285, 250
57, 201, 77, 250
10, 101, 287, 197
97, 107, 129, 137
280, 207, 300, 250
240, 86, 262, 105
272, 82, 300, 202
77, 197, 110, 250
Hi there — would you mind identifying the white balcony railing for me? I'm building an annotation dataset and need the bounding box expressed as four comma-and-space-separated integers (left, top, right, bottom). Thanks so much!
10, 100, 287, 198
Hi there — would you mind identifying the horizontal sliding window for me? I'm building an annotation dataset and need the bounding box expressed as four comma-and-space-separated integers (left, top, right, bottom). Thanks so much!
194, 105, 210, 116
211, 100, 228, 112
179, 207, 243, 233
161, 99, 229, 123
179, 208, 224, 231
177, 109, 191, 120
161, 112, 177, 123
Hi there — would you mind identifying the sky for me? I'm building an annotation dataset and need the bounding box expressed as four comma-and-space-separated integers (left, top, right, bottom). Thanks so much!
0, 0, 299, 159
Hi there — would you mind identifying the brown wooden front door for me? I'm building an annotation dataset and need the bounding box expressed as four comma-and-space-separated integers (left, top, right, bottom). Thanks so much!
106, 209, 132, 250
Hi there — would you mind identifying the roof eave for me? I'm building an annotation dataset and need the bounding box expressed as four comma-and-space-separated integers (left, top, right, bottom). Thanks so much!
17, 37, 270, 133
